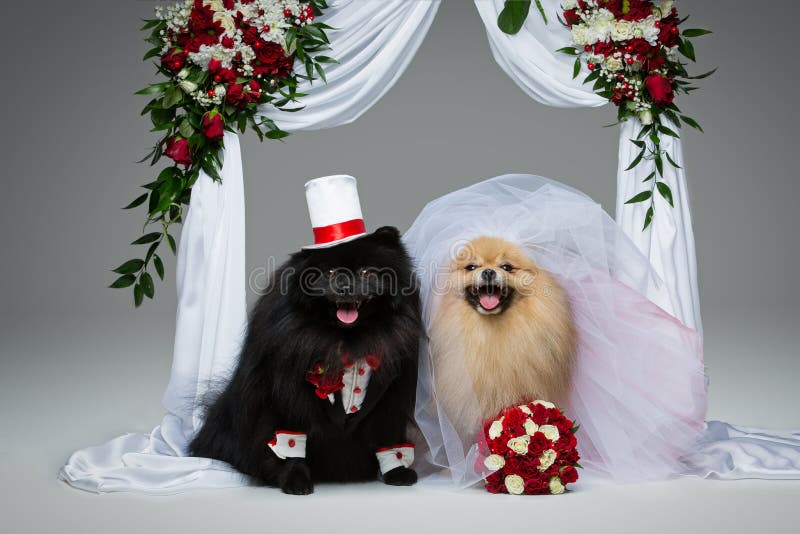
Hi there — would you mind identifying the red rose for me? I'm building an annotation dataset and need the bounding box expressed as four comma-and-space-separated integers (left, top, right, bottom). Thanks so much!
646, 73, 674, 105
484, 472, 505, 494
563, 9, 581, 26
202, 112, 225, 141
207, 58, 222, 73
560, 465, 579, 484
253, 41, 294, 78
164, 137, 192, 167
658, 22, 680, 47
592, 41, 615, 57
226, 83, 248, 107
161, 48, 185, 74
643, 54, 666, 72
247, 80, 263, 103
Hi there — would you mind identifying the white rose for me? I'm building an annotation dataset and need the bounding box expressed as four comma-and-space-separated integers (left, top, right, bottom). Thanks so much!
177, 68, 190, 80
549, 476, 565, 495
203, 0, 225, 11
519, 404, 532, 415
505, 474, 525, 495
483, 454, 506, 472
571, 24, 592, 46
540, 425, 560, 442
659, 0, 674, 15
533, 400, 556, 409
179, 80, 198, 93
524, 419, 539, 436
488, 418, 504, 440
561, 0, 578, 9
507, 435, 531, 455
639, 18, 660, 44
214, 12, 236, 36
605, 56, 624, 72
639, 110, 654, 125
611, 20, 634, 41
538, 449, 557, 471
214, 84, 226, 98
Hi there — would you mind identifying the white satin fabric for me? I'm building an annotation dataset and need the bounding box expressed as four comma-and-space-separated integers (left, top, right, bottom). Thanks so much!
258, 0, 441, 131
474, 0, 701, 336
60, 1, 441, 494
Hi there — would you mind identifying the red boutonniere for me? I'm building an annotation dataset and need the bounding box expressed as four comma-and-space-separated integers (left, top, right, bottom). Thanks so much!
305, 363, 344, 400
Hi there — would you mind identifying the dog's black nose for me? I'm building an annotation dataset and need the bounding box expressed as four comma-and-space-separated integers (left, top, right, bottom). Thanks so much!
481, 269, 496, 282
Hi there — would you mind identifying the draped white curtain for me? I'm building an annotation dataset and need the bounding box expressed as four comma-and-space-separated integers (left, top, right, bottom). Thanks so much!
59, 0, 441, 494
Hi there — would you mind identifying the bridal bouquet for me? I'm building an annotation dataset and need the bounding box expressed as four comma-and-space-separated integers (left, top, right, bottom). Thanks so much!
480, 400, 580, 495
112, 0, 332, 305
558, 0, 712, 229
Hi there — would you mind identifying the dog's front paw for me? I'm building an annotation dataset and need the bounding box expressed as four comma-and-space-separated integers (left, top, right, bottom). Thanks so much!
278, 459, 314, 495
382, 466, 417, 486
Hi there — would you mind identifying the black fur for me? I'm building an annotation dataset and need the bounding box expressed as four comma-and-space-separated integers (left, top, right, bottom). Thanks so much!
189, 226, 422, 494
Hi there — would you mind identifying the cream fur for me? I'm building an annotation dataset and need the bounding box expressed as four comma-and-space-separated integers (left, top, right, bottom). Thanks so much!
431, 237, 576, 436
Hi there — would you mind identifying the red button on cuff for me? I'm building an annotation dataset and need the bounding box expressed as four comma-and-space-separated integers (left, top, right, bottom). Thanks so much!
395, 451, 403, 460
288, 439, 296, 448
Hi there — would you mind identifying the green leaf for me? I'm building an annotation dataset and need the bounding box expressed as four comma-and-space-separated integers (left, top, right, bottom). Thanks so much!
642, 170, 657, 183
682, 28, 713, 38
167, 234, 177, 254
625, 147, 646, 171
630, 139, 646, 149
113, 259, 145, 275
687, 67, 717, 80
556, 46, 580, 56
163, 87, 183, 108
154, 255, 165, 280
680, 115, 704, 132
135, 83, 170, 95
572, 56, 581, 79
109, 274, 136, 289
643, 206, 655, 230
143, 47, 161, 61
131, 232, 161, 245
141, 272, 155, 299
179, 119, 194, 139
265, 129, 291, 140
655, 153, 664, 176
140, 19, 161, 31
658, 125, 680, 138
665, 151, 682, 169
533, 0, 548, 24
134, 283, 144, 307
656, 181, 674, 207
625, 190, 652, 204
123, 193, 148, 210
678, 38, 696, 62
497, 0, 532, 35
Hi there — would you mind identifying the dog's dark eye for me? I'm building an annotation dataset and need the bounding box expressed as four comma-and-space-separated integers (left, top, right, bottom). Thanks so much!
500, 264, 514, 272
465, 264, 478, 272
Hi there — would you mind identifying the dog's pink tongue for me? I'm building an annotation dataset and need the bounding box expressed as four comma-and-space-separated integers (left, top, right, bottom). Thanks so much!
336, 308, 359, 324
479, 293, 501, 310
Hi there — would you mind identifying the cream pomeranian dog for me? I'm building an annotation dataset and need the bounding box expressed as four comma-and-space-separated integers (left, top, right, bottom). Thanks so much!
430, 236, 576, 435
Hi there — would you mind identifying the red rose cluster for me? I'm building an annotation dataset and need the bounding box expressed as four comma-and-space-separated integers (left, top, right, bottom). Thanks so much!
479, 401, 579, 495
155, 0, 316, 167
563, 0, 682, 110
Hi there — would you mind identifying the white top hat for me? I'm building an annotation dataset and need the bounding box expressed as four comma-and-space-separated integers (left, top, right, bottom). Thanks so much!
303, 175, 368, 249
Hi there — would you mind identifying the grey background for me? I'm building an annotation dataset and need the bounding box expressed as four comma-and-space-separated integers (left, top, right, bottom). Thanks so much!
1, 1, 798, 533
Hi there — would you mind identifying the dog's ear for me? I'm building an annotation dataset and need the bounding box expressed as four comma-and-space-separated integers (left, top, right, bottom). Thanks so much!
373, 226, 402, 245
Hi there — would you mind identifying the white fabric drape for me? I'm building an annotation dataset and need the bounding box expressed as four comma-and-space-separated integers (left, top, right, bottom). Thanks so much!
59, 0, 441, 494
474, 0, 701, 336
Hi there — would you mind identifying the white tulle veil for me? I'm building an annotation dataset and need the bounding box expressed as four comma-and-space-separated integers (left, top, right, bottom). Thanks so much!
403, 174, 707, 487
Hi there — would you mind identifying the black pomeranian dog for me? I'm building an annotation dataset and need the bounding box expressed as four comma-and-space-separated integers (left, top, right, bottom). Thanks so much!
190, 226, 422, 494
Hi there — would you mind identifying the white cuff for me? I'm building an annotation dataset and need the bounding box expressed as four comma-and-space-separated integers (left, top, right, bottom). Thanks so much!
267, 431, 307, 460
376, 443, 414, 475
